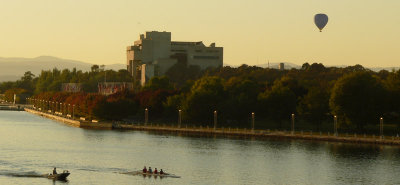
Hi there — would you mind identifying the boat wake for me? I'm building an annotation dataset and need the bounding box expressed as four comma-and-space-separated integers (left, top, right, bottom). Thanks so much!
0, 171, 44, 178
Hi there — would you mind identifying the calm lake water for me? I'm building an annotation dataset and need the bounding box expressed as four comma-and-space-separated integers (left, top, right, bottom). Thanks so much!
0, 111, 400, 185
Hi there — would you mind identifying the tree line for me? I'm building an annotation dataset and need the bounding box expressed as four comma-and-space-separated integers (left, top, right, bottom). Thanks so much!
2, 63, 400, 133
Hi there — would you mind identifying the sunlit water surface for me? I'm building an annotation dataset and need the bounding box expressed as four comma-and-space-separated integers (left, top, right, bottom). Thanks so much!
0, 111, 400, 185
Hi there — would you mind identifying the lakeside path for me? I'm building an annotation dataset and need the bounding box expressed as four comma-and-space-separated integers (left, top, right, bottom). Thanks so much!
24, 108, 112, 129
25, 108, 400, 146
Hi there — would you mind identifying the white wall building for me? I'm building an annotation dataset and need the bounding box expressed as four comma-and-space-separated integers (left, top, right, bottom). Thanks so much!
127, 31, 223, 85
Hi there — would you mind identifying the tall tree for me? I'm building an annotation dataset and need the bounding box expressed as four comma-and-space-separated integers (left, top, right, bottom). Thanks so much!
258, 82, 297, 128
330, 72, 387, 130
297, 87, 330, 129
182, 76, 225, 124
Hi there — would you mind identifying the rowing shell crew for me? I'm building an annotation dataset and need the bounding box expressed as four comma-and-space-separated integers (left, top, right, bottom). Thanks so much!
143, 166, 164, 174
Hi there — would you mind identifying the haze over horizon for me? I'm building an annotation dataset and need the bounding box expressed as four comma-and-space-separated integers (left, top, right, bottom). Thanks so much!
1, 0, 399, 67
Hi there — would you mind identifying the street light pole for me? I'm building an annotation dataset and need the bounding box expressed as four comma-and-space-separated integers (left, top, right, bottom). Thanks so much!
291, 113, 295, 135
178, 109, 182, 128
334, 115, 338, 136
214, 110, 217, 130
380, 117, 384, 139
145, 108, 148, 125
252, 112, 255, 132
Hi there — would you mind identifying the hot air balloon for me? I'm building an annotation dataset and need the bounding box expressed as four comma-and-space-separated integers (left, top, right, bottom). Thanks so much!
314, 14, 328, 32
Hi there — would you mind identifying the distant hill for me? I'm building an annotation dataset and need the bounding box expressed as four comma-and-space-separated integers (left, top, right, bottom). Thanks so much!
0, 56, 126, 82
225, 62, 399, 72
224, 62, 301, 69
256, 62, 301, 69
368, 67, 400, 72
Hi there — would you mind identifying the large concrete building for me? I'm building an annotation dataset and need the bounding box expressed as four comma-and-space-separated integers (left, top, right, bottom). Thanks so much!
127, 31, 223, 85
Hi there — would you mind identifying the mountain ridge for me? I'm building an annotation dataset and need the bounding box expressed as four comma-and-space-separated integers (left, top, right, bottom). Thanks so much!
0, 56, 126, 82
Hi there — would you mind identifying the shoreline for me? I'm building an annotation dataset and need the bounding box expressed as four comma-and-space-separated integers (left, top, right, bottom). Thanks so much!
24, 108, 112, 129
24, 108, 400, 146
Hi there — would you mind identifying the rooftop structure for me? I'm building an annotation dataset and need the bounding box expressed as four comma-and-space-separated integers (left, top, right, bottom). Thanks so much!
127, 31, 223, 85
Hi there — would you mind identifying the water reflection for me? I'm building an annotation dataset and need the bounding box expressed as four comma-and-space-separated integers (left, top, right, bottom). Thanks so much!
1, 111, 400, 185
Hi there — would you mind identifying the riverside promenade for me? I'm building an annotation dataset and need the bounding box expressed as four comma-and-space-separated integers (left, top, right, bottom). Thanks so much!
24, 108, 400, 146
24, 108, 112, 129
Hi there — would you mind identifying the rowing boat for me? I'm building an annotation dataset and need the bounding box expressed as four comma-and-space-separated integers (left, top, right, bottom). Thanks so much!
122, 170, 180, 178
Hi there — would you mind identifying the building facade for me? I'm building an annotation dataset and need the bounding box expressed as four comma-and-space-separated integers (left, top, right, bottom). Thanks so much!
98, 82, 134, 95
127, 31, 223, 85
279, 63, 285, 71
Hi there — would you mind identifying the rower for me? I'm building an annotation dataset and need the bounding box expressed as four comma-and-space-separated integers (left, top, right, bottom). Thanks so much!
53, 167, 57, 175
154, 168, 158, 174
142, 166, 147, 173
148, 167, 152, 173
160, 169, 164, 175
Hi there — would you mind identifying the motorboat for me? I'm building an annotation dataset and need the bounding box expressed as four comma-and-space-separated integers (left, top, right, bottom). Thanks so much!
44, 170, 70, 181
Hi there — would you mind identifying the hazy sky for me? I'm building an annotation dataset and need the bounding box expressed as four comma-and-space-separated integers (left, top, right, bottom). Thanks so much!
1, 0, 399, 67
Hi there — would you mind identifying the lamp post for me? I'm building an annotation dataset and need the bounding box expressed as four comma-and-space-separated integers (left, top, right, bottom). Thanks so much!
334, 115, 338, 136
145, 108, 148, 125
214, 110, 217, 130
291, 113, 295, 135
251, 112, 255, 132
178, 109, 182, 128
380, 117, 384, 139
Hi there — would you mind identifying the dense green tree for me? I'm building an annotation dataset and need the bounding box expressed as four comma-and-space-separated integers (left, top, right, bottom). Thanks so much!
93, 90, 138, 120
162, 94, 185, 119
222, 77, 259, 125
330, 72, 387, 130
4, 88, 28, 103
91, 65, 100, 72
273, 76, 307, 100
383, 70, 400, 123
258, 82, 297, 127
143, 76, 173, 91
0, 81, 15, 93
297, 87, 330, 129
182, 76, 225, 124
